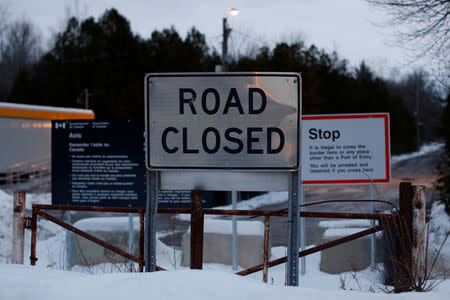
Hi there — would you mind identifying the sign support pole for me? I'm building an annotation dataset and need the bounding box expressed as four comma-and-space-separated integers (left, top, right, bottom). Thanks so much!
286, 170, 300, 286
190, 190, 204, 269
299, 184, 306, 275
232, 191, 238, 271
370, 183, 376, 270
145, 170, 158, 272
128, 205, 133, 255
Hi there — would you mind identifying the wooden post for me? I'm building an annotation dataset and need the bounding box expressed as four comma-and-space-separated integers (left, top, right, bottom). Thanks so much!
12, 192, 26, 264
394, 182, 413, 293
190, 190, 204, 269
263, 215, 270, 283
30, 207, 38, 265
412, 185, 426, 286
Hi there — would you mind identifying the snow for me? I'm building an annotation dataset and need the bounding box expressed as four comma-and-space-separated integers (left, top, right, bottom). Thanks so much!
186, 219, 264, 236
0, 102, 94, 114
428, 202, 450, 261
74, 217, 141, 232
1, 188, 449, 299
0, 190, 62, 265
319, 219, 377, 228
391, 142, 444, 164
217, 191, 288, 210
323, 228, 371, 238
0, 263, 449, 300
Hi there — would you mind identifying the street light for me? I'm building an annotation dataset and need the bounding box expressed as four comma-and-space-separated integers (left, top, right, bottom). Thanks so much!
222, 8, 239, 71
227, 7, 240, 17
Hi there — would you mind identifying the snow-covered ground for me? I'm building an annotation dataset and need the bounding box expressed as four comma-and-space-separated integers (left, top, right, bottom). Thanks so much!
391, 142, 444, 165
1, 263, 449, 300
0, 143, 449, 299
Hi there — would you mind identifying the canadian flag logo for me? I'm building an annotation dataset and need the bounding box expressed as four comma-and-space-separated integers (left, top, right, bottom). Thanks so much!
54, 122, 66, 129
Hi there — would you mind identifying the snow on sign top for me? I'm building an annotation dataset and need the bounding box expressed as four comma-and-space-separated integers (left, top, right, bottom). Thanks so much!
301, 113, 391, 185
145, 72, 301, 170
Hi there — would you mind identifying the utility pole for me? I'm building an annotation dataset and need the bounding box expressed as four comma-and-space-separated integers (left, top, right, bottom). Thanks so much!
415, 84, 420, 149
84, 88, 89, 110
76, 88, 90, 109
222, 18, 232, 72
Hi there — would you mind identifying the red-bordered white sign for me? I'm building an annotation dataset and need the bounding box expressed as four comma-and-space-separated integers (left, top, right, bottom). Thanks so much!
301, 113, 391, 185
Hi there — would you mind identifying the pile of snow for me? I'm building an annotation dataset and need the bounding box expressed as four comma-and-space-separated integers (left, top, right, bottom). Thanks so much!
1, 264, 449, 300
391, 142, 444, 164
428, 201, 450, 259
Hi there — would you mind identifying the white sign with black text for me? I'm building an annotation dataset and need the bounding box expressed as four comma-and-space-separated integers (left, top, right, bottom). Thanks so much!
301, 113, 391, 184
145, 73, 301, 170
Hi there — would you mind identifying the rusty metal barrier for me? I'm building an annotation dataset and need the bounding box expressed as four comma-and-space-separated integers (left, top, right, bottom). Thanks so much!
156, 203, 397, 283
29, 199, 400, 286
30, 204, 147, 272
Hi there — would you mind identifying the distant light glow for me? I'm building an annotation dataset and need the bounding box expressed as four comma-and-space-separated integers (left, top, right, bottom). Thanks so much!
227, 7, 239, 17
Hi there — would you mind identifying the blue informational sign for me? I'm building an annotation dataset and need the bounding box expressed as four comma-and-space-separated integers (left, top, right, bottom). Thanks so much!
51, 119, 213, 208
52, 120, 146, 207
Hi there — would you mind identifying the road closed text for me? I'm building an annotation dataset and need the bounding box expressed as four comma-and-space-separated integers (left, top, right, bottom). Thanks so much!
160, 87, 285, 155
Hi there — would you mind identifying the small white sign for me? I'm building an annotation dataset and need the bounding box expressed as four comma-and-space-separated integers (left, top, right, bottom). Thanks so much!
301, 113, 390, 184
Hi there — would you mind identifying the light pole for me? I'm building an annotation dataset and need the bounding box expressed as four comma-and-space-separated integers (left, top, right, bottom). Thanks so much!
222, 8, 239, 71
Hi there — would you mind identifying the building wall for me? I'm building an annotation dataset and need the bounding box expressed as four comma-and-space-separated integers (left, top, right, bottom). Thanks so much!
0, 117, 51, 172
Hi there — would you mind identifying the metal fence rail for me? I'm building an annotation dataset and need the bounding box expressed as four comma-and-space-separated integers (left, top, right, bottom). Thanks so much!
30, 205, 146, 272
156, 205, 396, 282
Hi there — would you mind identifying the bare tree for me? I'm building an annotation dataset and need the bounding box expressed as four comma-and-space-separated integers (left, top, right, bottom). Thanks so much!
2, 19, 41, 66
0, 3, 8, 57
366, 0, 449, 90
0, 18, 41, 98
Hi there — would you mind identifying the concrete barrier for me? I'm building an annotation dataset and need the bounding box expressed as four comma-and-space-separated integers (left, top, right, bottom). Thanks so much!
181, 219, 268, 269
66, 217, 140, 267
319, 220, 383, 274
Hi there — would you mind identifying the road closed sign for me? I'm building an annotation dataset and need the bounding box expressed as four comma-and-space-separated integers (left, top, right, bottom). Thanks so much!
301, 113, 391, 184
145, 73, 301, 170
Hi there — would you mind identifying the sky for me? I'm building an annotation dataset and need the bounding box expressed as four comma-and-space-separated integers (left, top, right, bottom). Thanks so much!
4, 0, 423, 79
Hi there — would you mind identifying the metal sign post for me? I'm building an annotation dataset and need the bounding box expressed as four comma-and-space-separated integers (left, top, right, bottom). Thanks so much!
144, 170, 158, 272
370, 184, 376, 269
300, 184, 306, 275
286, 170, 300, 286
232, 191, 238, 271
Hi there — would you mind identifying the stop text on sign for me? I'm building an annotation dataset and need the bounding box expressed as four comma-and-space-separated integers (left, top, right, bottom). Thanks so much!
145, 73, 301, 170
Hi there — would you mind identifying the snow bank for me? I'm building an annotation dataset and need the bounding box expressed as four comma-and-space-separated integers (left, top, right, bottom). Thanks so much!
0, 264, 448, 300
428, 201, 450, 258
391, 142, 444, 164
